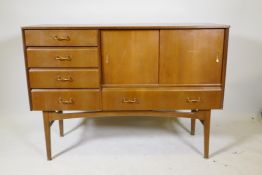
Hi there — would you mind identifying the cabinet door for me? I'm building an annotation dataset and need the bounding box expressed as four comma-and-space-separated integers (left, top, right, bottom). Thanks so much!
102, 30, 159, 85
160, 29, 224, 85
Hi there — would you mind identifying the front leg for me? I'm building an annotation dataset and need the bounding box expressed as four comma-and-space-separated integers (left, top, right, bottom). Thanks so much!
43, 111, 52, 160
59, 120, 64, 137
57, 111, 64, 137
191, 118, 196, 135
203, 110, 211, 159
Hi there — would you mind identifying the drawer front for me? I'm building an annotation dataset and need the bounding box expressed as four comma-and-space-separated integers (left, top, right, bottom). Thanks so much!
102, 88, 222, 110
25, 30, 98, 46
29, 69, 99, 88
31, 89, 101, 110
27, 47, 98, 68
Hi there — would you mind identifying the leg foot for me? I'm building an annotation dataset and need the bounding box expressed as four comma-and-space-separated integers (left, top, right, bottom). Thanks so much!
43, 112, 52, 160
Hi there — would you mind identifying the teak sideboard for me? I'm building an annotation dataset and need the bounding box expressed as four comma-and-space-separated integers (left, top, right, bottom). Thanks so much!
22, 24, 229, 160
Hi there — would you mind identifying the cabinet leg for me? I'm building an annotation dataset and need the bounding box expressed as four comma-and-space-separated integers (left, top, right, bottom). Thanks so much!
59, 120, 64, 137
43, 112, 52, 160
203, 110, 211, 159
191, 118, 196, 135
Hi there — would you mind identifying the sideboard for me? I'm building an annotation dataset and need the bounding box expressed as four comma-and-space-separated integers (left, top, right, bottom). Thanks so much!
22, 24, 229, 160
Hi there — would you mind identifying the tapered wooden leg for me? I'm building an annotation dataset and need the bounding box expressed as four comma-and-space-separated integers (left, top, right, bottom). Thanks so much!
203, 110, 211, 159
59, 120, 64, 137
43, 112, 52, 160
191, 118, 196, 135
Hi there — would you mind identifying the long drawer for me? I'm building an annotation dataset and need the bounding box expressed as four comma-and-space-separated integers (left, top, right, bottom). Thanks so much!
31, 89, 101, 110
27, 47, 99, 68
29, 69, 99, 88
102, 87, 222, 110
24, 30, 98, 46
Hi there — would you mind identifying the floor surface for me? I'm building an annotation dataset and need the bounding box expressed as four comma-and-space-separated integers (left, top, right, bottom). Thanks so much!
0, 111, 262, 175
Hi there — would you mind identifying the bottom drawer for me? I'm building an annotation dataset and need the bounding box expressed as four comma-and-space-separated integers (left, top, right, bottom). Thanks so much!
31, 89, 101, 110
102, 87, 222, 110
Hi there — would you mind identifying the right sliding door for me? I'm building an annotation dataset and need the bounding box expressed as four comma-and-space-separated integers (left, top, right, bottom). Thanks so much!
160, 29, 225, 85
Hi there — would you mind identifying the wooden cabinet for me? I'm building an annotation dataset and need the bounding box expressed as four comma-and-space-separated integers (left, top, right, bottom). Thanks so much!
22, 24, 229, 160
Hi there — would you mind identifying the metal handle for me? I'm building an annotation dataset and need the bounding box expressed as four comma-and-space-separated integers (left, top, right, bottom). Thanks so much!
53, 35, 70, 41
57, 76, 73, 82
122, 98, 138, 103
216, 52, 221, 63
58, 98, 73, 104
55, 56, 72, 61
186, 97, 201, 103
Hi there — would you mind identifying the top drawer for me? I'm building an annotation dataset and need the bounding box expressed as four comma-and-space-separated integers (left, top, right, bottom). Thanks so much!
24, 30, 98, 46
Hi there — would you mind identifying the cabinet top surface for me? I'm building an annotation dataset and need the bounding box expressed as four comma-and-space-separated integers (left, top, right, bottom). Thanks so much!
22, 23, 230, 29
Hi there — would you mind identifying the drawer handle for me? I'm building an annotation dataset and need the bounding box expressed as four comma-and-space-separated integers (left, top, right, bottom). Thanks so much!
55, 56, 72, 61
58, 98, 74, 104
53, 35, 70, 41
186, 97, 201, 103
122, 98, 138, 104
57, 76, 73, 82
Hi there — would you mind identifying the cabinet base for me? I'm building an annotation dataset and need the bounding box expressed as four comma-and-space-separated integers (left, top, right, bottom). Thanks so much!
42, 110, 211, 160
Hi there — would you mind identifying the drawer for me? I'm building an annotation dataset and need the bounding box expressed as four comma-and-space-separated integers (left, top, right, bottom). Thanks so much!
102, 87, 222, 110
24, 30, 98, 46
27, 47, 98, 68
29, 69, 99, 88
31, 89, 101, 110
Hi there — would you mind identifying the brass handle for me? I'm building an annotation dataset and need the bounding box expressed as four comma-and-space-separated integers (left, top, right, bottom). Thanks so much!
57, 76, 73, 82
122, 98, 138, 103
186, 97, 201, 103
53, 35, 70, 41
58, 98, 73, 104
216, 52, 221, 63
55, 56, 72, 61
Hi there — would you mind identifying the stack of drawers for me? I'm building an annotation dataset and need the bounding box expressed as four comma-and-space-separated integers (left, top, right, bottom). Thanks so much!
24, 29, 101, 110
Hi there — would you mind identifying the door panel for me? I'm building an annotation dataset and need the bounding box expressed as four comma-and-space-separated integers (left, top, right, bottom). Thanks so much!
102, 30, 159, 85
160, 29, 224, 85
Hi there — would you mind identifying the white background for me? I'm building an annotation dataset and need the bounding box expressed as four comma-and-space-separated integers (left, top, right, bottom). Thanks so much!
0, 0, 261, 119
0, 1, 262, 174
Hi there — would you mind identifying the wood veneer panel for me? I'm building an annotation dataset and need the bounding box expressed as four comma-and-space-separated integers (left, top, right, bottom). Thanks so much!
31, 89, 101, 110
27, 47, 98, 68
160, 29, 224, 85
25, 30, 98, 46
29, 69, 99, 88
102, 87, 222, 110
102, 30, 159, 85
